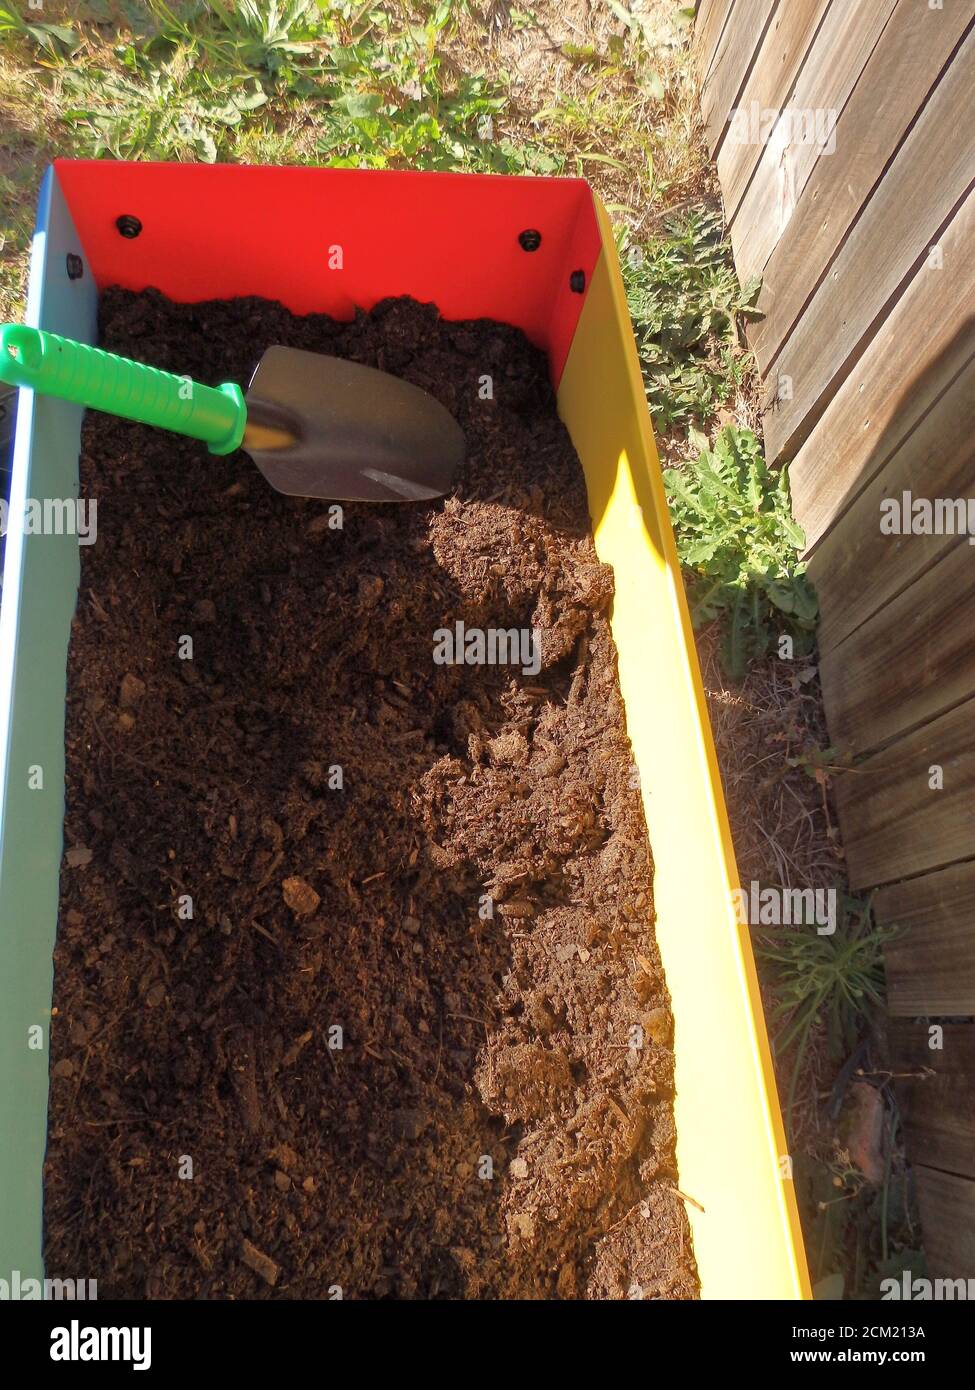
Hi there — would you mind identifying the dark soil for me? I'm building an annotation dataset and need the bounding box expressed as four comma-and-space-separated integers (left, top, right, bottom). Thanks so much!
44, 289, 698, 1300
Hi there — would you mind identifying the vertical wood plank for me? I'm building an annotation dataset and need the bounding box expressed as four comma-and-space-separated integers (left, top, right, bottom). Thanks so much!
728, 0, 898, 285
749, 0, 975, 374
879, 871, 975, 1014
809, 355, 975, 654
820, 538, 975, 755
912, 1166, 975, 1281
700, 0, 778, 156
761, 23, 975, 467
832, 697, 975, 890
694, 0, 735, 86
787, 185, 975, 549
716, 0, 830, 223
889, 1022, 975, 1178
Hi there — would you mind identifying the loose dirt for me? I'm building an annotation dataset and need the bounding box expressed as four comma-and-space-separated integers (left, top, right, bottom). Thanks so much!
44, 289, 698, 1300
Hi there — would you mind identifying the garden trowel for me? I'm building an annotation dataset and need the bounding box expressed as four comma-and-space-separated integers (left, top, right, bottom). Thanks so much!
0, 324, 464, 502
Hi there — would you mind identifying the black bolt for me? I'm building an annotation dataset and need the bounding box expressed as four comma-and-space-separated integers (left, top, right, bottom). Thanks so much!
569, 269, 586, 294
116, 214, 143, 239
518, 229, 542, 252
65, 253, 83, 281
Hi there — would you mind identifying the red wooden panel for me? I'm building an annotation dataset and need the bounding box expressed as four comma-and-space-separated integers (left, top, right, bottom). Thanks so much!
53, 161, 603, 387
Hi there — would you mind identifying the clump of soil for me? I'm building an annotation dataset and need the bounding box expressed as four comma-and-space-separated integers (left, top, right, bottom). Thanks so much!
44, 289, 698, 1300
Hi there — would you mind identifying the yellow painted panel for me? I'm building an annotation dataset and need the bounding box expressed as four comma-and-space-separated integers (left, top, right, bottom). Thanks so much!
557, 200, 810, 1299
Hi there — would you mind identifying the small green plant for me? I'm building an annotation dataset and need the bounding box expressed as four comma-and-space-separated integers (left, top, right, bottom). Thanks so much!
664, 425, 817, 679
622, 207, 761, 431
759, 895, 895, 1126
0, 5, 77, 54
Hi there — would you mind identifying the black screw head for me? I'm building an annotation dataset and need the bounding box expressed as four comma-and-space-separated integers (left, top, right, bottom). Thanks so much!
65, 253, 84, 281
569, 269, 586, 294
116, 214, 143, 239
518, 229, 542, 252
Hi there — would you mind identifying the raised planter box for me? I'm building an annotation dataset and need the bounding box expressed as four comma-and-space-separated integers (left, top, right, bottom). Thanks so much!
0, 160, 809, 1298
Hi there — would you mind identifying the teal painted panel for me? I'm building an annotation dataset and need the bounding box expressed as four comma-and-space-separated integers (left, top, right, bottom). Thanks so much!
0, 168, 95, 1283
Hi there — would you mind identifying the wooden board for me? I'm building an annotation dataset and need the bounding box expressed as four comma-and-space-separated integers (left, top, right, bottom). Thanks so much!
694, 0, 735, 86
832, 697, 975, 890
788, 185, 975, 551
716, 0, 830, 223
728, 0, 897, 287
889, 1022, 975, 1179
761, 23, 975, 466
879, 865, 975, 1016
749, 0, 974, 374
820, 537, 975, 756
912, 1166, 975, 1281
810, 355, 975, 655
700, 0, 778, 156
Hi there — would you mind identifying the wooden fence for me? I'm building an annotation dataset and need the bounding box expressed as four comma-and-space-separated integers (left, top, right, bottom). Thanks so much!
694, 0, 975, 1281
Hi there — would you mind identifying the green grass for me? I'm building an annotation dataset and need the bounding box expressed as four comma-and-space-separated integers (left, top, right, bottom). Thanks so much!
759, 895, 895, 1127
21, 1, 559, 170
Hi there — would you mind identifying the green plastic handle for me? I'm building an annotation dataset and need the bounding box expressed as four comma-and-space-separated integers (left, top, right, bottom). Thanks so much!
0, 324, 246, 456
